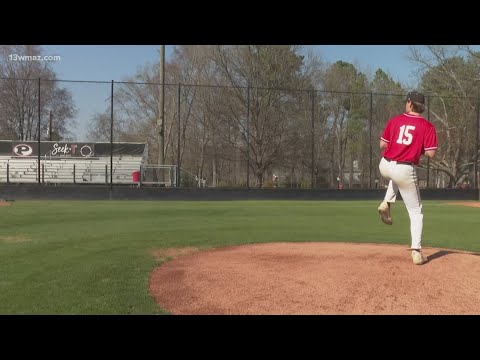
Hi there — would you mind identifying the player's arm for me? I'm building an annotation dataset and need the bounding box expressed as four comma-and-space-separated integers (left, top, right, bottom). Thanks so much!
424, 149, 436, 158
380, 120, 391, 150
423, 124, 438, 159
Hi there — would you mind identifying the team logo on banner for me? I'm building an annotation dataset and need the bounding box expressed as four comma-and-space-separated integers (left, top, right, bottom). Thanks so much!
13, 144, 33, 156
80, 145, 93, 157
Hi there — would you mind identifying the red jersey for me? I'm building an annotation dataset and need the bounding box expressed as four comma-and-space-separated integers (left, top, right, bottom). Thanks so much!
381, 113, 438, 165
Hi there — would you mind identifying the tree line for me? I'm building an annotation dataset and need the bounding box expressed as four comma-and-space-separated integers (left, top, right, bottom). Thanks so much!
1, 45, 479, 188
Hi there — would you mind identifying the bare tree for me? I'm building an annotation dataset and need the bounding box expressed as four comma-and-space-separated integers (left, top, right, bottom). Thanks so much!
0, 45, 76, 141
409, 45, 478, 187
172, 46, 231, 186
210, 45, 314, 187
86, 110, 126, 142
93, 62, 179, 164
370, 69, 406, 186
322, 61, 371, 188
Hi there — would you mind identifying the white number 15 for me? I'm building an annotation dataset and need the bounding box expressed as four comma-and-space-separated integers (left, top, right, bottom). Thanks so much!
396, 125, 415, 145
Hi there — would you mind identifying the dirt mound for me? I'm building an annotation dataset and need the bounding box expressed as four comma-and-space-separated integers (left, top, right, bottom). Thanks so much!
149, 242, 480, 315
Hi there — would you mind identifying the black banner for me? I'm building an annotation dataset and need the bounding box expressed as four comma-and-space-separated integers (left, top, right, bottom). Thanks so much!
0, 141, 146, 158
94, 143, 146, 156
11, 142, 95, 158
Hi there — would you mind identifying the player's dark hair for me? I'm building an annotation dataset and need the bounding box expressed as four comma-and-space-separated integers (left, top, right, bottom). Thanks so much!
411, 102, 425, 114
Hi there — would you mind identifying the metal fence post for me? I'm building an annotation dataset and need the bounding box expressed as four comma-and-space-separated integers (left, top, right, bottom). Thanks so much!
110, 80, 114, 190
177, 83, 181, 187
38, 78, 41, 185
476, 98, 480, 196
247, 85, 250, 189
311, 90, 315, 188
369, 92, 373, 188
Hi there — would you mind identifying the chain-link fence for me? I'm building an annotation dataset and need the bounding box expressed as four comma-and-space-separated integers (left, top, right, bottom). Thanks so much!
1, 77, 479, 189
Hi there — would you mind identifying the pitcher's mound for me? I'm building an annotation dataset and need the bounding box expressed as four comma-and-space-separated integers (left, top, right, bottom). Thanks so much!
149, 242, 480, 315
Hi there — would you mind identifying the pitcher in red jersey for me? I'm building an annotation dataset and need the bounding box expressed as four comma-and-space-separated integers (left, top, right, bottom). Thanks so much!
377, 91, 438, 265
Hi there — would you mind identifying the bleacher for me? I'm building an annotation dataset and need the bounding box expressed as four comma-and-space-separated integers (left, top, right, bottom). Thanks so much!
0, 141, 147, 185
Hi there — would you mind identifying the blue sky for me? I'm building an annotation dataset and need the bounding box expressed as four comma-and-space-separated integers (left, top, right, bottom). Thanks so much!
42, 45, 417, 83
310, 45, 419, 87
42, 45, 173, 82
38, 45, 475, 141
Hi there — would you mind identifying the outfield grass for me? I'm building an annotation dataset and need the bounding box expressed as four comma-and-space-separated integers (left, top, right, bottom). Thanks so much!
0, 200, 478, 314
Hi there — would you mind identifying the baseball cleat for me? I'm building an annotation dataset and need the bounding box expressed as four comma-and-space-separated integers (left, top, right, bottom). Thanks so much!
378, 201, 392, 225
411, 250, 428, 265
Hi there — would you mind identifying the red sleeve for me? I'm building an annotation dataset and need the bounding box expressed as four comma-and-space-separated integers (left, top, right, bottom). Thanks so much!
423, 123, 438, 151
381, 120, 392, 143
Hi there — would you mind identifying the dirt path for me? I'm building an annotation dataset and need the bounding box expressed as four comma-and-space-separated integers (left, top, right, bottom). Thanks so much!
446, 202, 480, 208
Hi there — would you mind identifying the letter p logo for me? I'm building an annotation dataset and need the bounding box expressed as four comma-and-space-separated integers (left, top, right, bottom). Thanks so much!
13, 144, 33, 156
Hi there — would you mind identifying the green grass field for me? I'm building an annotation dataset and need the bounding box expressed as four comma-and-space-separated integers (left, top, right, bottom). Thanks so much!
0, 200, 478, 314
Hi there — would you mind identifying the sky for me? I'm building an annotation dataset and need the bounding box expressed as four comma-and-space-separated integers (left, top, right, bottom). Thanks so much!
36, 45, 475, 141
310, 45, 419, 87
41, 45, 418, 84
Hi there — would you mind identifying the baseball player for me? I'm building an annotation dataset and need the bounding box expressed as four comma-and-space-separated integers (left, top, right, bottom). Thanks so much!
377, 91, 438, 265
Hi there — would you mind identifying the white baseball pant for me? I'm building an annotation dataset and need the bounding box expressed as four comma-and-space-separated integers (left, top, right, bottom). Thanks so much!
379, 157, 423, 249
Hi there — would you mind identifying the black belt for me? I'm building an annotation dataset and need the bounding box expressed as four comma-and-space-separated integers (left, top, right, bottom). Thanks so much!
384, 157, 414, 165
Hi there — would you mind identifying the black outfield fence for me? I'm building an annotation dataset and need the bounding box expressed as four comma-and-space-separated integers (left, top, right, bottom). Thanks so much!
1, 77, 479, 190
1, 184, 477, 201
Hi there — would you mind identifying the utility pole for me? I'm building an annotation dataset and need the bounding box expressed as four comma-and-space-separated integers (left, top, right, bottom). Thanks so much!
158, 45, 165, 166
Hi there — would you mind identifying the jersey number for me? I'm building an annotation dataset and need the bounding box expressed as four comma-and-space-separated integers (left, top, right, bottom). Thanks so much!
396, 125, 415, 145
